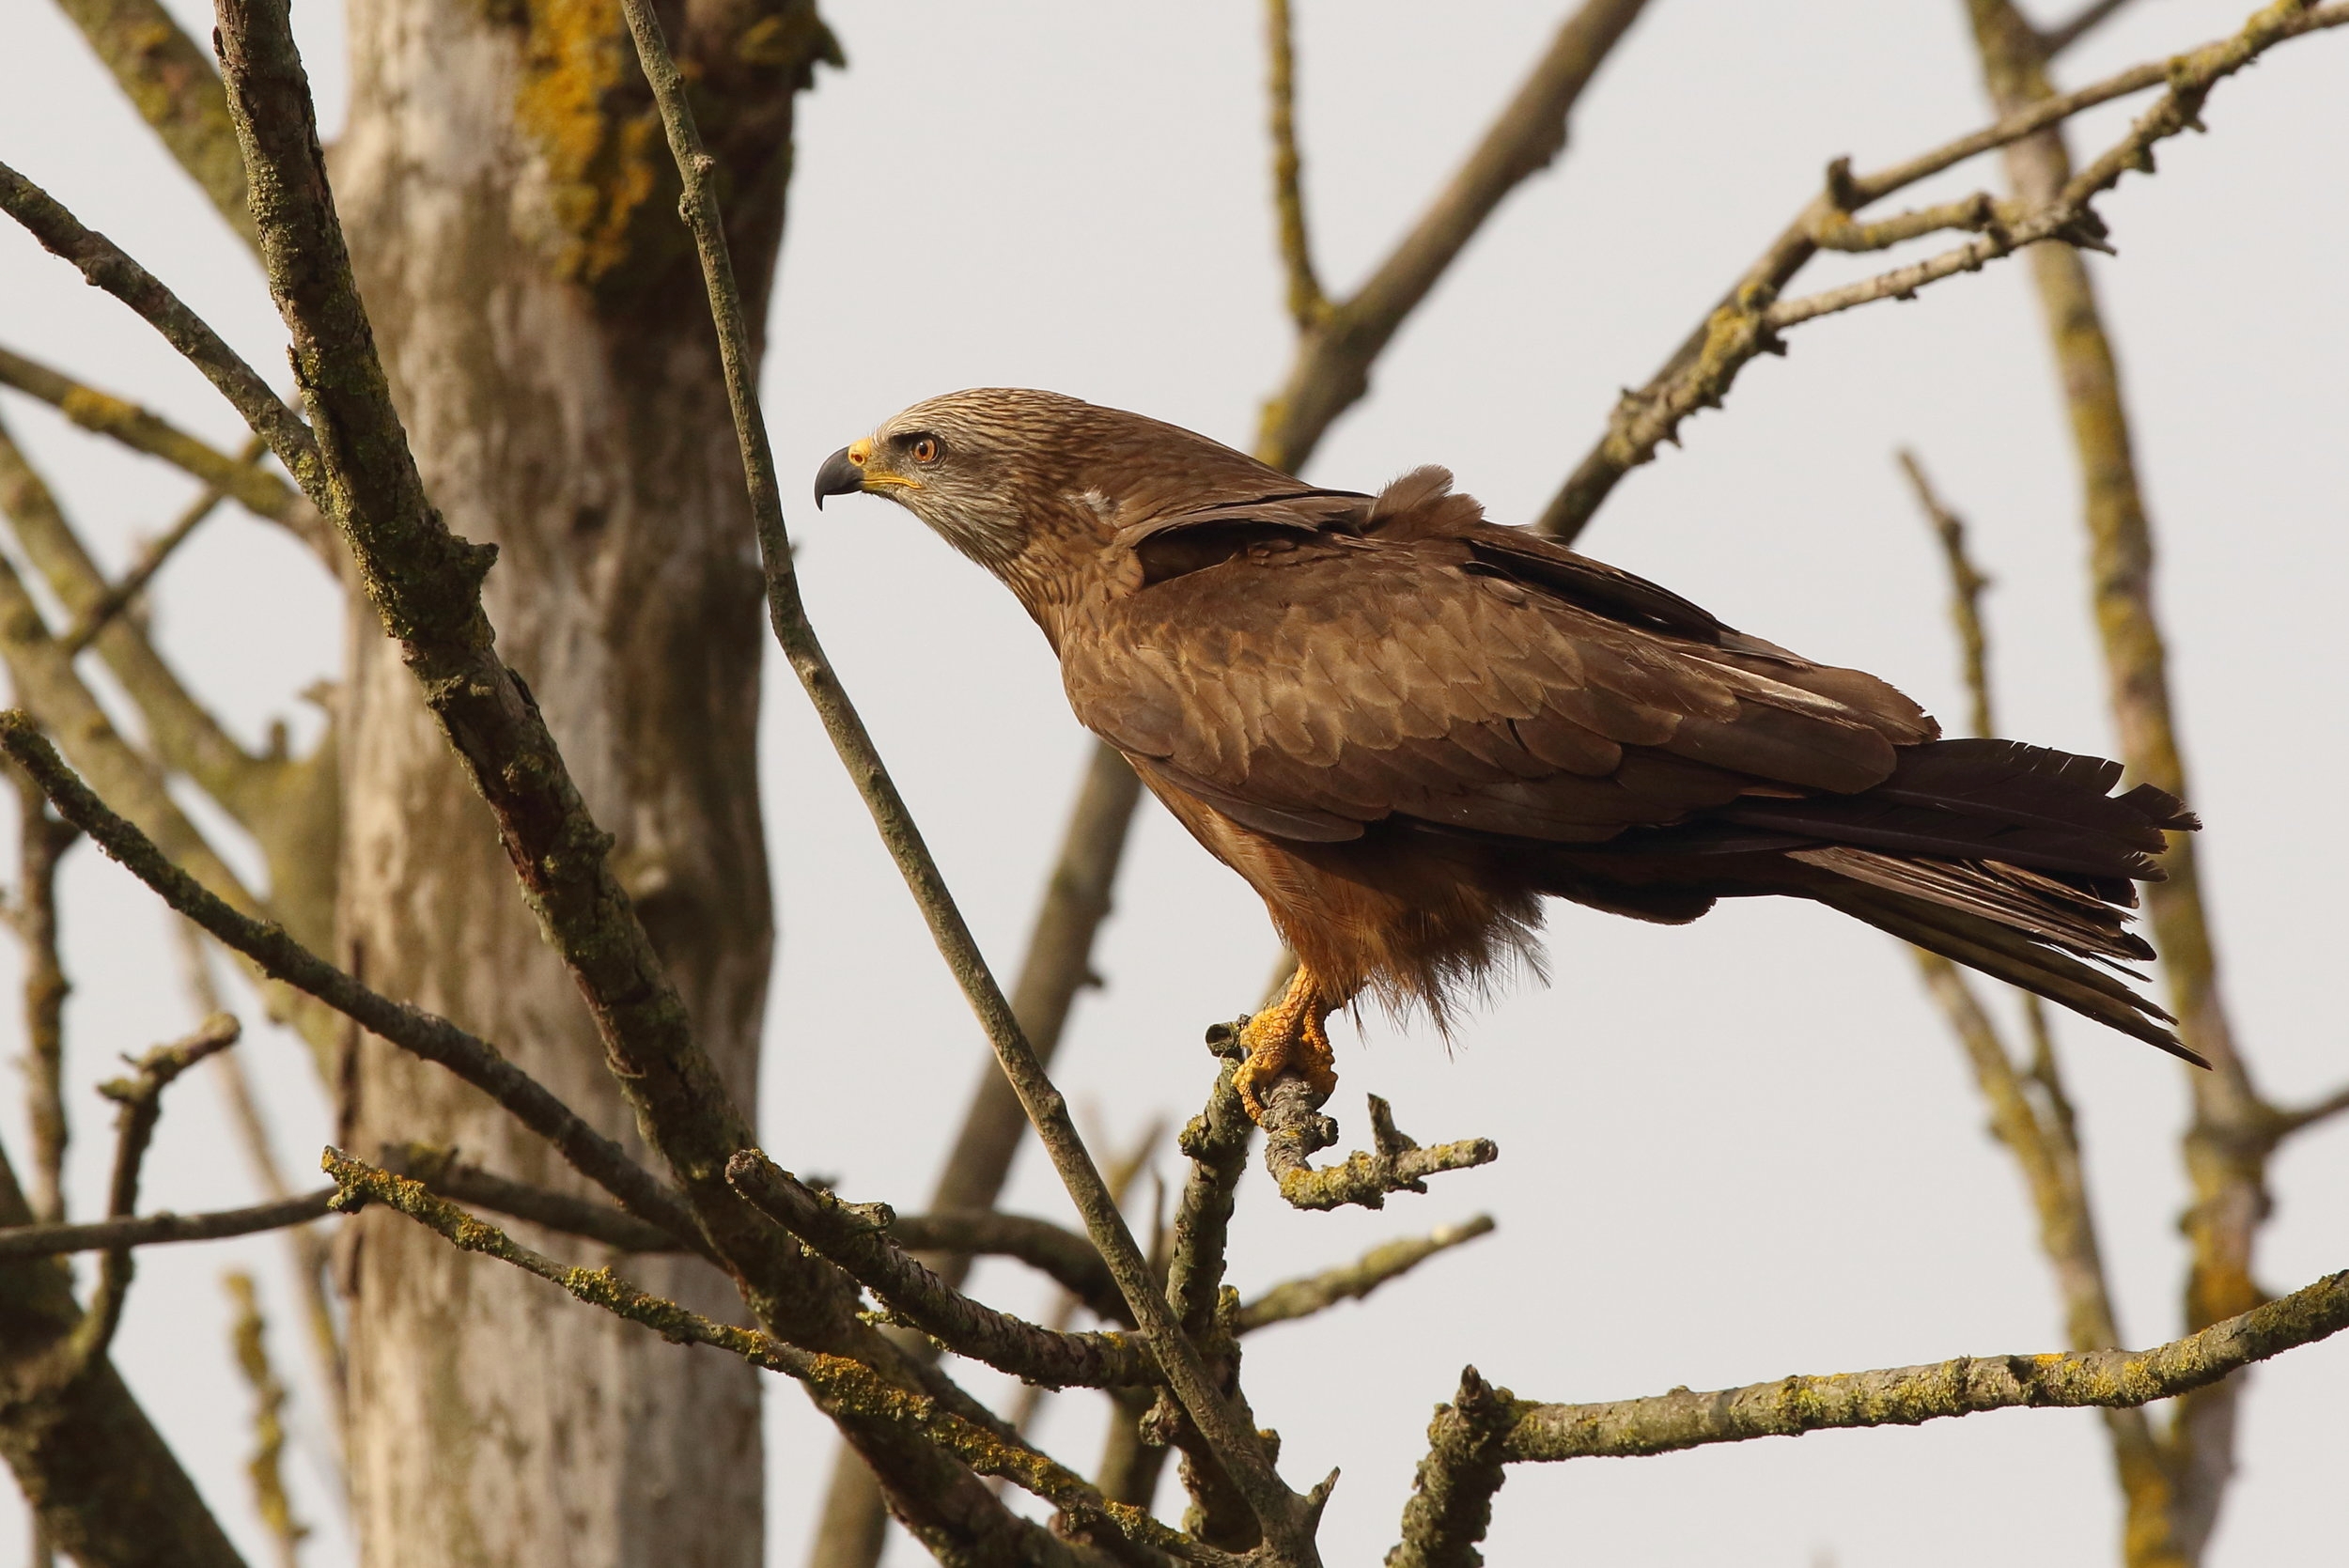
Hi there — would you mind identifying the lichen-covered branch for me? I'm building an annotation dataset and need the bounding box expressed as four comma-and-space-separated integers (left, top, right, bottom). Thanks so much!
1385, 1368, 1516, 1568
1256, 0, 1651, 468
221, 1272, 305, 1568
1237, 1217, 1494, 1334
52, 0, 257, 250
1501, 1267, 2349, 1462
1534, 0, 2349, 541
0, 346, 308, 536
1961, 3, 2299, 1554
727, 1152, 1158, 1389
1261, 1082, 1498, 1213
1264, 0, 1324, 329
0, 716, 705, 1252
889, 1210, 1128, 1327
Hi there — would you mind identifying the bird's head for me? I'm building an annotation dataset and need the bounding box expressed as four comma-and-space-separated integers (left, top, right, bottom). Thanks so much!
814, 388, 1291, 585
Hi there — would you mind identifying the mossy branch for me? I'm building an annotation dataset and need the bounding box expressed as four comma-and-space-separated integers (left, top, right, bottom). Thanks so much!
1385, 1368, 1515, 1568
1259, 1078, 1498, 1214
1237, 1218, 1495, 1334
1501, 1266, 2349, 1462
221, 1271, 306, 1568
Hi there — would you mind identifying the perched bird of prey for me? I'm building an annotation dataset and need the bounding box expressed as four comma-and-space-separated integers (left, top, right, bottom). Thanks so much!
816, 390, 2201, 1120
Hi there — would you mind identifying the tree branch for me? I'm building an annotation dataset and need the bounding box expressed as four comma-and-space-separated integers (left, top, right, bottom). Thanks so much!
2270, 1082, 2349, 1140
51, 0, 258, 250
221, 1271, 305, 1568
1257, 0, 1652, 467
1385, 1368, 1516, 1568
0, 716, 707, 1252
0, 346, 311, 539
1264, 0, 1325, 329
1260, 1079, 1498, 1213
1237, 1217, 1494, 1333
0, 1189, 335, 1259
325, 1148, 1219, 1567
71, 1014, 242, 1367
1501, 1267, 2349, 1462
620, 0, 1314, 1550
2042, 0, 2149, 56
1534, 0, 2349, 541
57, 437, 259, 656
5, 763, 79, 1227
727, 1152, 1159, 1390
1959, 3, 2296, 1552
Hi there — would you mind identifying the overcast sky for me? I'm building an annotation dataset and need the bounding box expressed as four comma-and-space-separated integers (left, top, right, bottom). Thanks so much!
0, 1, 2343, 1564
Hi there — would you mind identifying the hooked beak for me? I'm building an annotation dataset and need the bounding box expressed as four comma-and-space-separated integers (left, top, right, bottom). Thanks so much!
813, 441, 868, 509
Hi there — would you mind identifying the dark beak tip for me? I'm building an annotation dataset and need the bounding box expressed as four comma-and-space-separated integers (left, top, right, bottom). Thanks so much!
814, 444, 864, 510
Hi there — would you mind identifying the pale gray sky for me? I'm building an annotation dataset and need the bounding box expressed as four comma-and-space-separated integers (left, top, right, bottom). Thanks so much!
0, 2, 2342, 1564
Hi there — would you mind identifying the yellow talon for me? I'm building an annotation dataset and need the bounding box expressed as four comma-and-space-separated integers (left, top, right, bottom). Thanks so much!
1233, 966, 1339, 1123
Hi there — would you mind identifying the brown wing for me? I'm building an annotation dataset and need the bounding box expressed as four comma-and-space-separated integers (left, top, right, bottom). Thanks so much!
1063, 472, 1936, 847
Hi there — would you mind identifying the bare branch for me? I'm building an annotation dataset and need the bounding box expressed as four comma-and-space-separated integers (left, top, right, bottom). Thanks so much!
1534, 0, 2349, 540
1237, 1217, 1494, 1334
727, 1151, 1159, 1390
1258, 0, 1652, 468
1386, 1368, 1516, 1568
1264, 0, 1325, 329
2270, 1082, 2349, 1140
620, 0, 1310, 1546
0, 1189, 335, 1258
0, 715, 707, 1252
6, 763, 79, 1225
1812, 192, 2004, 254
1958, 4, 2297, 1550
326, 1148, 1220, 1566
1501, 1266, 2349, 1462
1259, 1080, 1498, 1213
72, 1014, 242, 1366
1896, 451, 1994, 738
891, 1210, 1128, 1327
52, 0, 257, 249
58, 437, 261, 655
2043, 0, 2148, 56
0, 346, 309, 536
0, 176, 325, 513
221, 1272, 306, 1568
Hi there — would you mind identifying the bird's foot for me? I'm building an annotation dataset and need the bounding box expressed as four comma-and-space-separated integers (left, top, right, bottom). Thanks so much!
1233, 986, 1338, 1125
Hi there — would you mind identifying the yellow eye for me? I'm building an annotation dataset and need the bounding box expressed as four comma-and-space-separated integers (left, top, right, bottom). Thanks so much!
910, 435, 941, 465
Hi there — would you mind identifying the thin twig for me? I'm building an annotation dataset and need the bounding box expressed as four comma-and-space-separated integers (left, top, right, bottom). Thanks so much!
1237, 1217, 1495, 1333
617, 0, 1312, 1549
1895, 452, 1993, 738
1533, 0, 2349, 541
71, 1014, 242, 1367
2270, 1083, 2349, 1140
1501, 1267, 2349, 1461
1260, 1081, 1498, 1213
0, 716, 707, 1253
324, 1148, 1227, 1566
2043, 0, 2149, 56
1265, 0, 1325, 329
0, 1189, 335, 1258
58, 436, 266, 656
222, 1271, 306, 1568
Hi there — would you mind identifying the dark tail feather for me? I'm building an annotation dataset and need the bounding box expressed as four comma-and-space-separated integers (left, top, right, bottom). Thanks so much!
1810, 876, 2205, 1067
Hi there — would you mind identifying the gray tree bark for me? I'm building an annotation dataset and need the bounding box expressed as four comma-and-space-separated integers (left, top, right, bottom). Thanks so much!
326, 0, 825, 1560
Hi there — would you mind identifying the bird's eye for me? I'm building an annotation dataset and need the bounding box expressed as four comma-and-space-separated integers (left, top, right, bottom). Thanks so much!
909, 435, 941, 465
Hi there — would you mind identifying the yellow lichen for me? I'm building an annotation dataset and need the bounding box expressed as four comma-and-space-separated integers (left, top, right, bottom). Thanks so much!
508, 0, 668, 287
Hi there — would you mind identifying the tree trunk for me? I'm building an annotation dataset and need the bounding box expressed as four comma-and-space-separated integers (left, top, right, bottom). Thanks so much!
327, 0, 824, 1561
